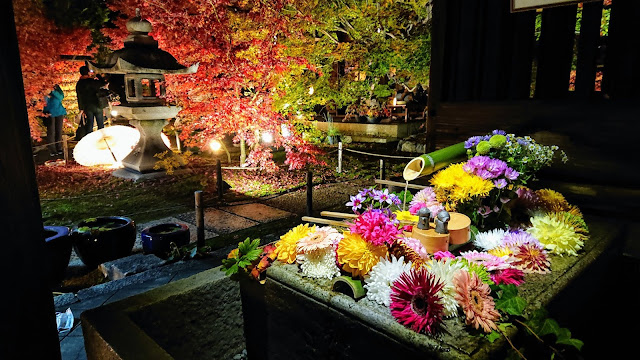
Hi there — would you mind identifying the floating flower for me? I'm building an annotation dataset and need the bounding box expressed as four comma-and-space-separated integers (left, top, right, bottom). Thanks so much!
394, 210, 419, 223
490, 268, 525, 286
275, 223, 315, 264
408, 187, 444, 216
527, 213, 584, 256
346, 193, 365, 213
390, 268, 445, 334
473, 228, 507, 251
454, 270, 501, 333
364, 256, 413, 306
548, 211, 589, 239
431, 163, 494, 211
428, 259, 466, 317
297, 247, 341, 279
297, 226, 342, 253
509, 243, 551, 274
337, 231, 388, 278
350, 209, 401, 246
460, 250, 510, 271
487, 246, 514, 258
389, 239, 427, 269
536, 189, 581, 216
433, 251, 455, 261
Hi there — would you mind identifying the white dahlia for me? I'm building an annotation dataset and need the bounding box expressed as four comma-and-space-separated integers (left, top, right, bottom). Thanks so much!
473, 228, 507, 251
364, 256, 413, 307
427, 259, 466, 317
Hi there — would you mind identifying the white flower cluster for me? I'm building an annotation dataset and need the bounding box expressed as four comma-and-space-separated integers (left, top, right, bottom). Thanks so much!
427, 260, 466, 317
297, 247, 341, 279
473, 228, 507, 251
364, 256, 412, 307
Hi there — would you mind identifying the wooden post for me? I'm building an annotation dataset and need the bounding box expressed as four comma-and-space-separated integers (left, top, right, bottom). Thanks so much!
337, 142, 343, 173
195, 190, 205, 248
175, 132, 181, 152
306, 170, 313, 216
62, 135, 69, 166
379, 159, 385, 180
216, 159, 223, 200
240, 137, 246, 165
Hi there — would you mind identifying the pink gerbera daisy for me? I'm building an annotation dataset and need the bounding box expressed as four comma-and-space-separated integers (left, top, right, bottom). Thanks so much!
390, 268, 445, 334
297, 226, 342, 253
454, 270, 501, 333
509, 243, 551, 274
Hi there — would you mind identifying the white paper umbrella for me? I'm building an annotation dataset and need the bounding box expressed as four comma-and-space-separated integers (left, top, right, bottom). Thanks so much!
73, 126, 140, 167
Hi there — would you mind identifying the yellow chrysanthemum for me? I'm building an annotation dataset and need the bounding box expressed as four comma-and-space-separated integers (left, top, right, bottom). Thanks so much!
488, 246, 514, 258
337, 231, 388, 278
527, 214, 584, 256
393, 210, 419, 223
431, 163, 494, 210
275, 224, 316, 264
548, 211, 589, 239
536, 189, 574, 213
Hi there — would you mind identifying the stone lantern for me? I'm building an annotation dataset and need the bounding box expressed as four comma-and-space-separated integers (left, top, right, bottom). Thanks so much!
88, 9, 198, 175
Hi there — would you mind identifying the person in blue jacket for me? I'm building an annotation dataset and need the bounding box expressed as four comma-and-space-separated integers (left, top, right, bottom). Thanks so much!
43, 84, 67, 156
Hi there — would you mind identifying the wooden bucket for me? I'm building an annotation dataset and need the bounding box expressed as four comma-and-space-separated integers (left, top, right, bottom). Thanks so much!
411, 228, 449, 254
448, 212, 471, 245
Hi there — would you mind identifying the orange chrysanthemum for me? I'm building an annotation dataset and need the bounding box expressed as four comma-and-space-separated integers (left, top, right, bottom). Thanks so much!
275, 223, 316, 264
454, 270, 501, 333
337, 231, 388, 278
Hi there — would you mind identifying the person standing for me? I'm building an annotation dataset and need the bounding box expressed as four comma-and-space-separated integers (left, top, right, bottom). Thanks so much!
75, 65, 106, 139
42, 84, 67, 156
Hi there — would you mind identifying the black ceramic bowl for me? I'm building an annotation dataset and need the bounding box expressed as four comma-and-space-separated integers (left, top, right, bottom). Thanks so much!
141, 223, 190, 258
44, 225, 72, 287
71, 216, 136, 268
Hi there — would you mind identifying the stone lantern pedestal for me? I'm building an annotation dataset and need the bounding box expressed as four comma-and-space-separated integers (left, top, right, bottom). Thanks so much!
111, 105, 180, 173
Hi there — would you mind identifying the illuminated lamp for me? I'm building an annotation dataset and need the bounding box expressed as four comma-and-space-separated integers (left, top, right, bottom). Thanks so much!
209, 139, 222, 152
73, 126, 140, 167
261, 132, 274, 144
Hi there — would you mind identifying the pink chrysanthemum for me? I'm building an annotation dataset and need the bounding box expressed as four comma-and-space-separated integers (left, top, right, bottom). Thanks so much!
490, 268, 525, 286
297, 226, 342, 253
454, 270, 501, 333
390, 268, 445, 334
509, 243, 551, 274
350, 209, 401, 246
433, 251, 456, 261
408, 187, 444, 216
501, 230, 541, 249
460, 250, 510, 271
397, 237, 428, 259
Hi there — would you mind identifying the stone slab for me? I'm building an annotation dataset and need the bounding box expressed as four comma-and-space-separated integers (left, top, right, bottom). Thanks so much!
221, 203, 294, 223
99, 253, 166, 281
202, 208, 259, 234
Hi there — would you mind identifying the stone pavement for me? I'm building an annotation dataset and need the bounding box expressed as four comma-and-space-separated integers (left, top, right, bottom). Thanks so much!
55, 201, 299, 360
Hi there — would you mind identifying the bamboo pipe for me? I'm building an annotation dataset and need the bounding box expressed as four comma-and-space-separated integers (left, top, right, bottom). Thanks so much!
302, 216, 349, 227
319, 211, 417, 226
402, 142, 468, 181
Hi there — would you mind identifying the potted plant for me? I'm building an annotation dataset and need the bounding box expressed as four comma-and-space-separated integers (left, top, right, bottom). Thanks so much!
44, 225, 73, 287
141, 222, 190, 259
71, 216, 136, 268
348, 98, 387, 124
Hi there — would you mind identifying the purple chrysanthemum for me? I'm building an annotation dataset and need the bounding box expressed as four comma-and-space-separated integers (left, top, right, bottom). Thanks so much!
504, 167, 519, 181
494, 179, 507, 189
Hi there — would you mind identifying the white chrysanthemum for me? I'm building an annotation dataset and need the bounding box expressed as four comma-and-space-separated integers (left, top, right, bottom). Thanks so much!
297, 247, 341, 279
427, 260, 466, 317
364, 256, 413, 307
473, 228, 507, 251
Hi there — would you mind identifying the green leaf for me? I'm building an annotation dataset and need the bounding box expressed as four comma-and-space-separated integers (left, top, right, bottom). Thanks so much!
557, 338, 584, 351
498, 284, 518, 300
495, 296, 527, 316
244, 248, 262, 262
237, 259, 252, 269
538, 318, 561, 337
485, 330, 501, 343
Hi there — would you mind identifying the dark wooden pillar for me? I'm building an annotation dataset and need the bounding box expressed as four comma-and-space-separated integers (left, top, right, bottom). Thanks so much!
574, 1, 604, 99
0, 2, 61, 359
603, 0, 640, 99
535, 5, 578, 99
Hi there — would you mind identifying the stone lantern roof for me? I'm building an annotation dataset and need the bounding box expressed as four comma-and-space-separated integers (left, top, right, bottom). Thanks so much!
88, 8, 198, 75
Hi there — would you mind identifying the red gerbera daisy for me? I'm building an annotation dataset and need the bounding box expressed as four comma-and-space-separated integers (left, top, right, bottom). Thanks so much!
390, 268, 445, 334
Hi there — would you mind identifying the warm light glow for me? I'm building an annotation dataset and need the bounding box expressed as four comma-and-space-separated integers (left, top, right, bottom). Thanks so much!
111, 110, 118, 117
73, 126, 140, 167
308, 86, 314, 95
393, 97, 397, 106
209, 139, 222, 152
281, 124, 291, 138
261, 132, 274, 144
161, 132, 172, 149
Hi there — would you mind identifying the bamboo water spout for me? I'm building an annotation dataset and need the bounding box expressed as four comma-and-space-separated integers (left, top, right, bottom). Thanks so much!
402, 142, 467, 181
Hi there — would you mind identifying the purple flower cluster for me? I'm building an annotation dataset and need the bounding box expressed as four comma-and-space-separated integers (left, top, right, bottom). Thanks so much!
463, 156, 519, 188
346, 188, 401, 213
464, 130, 507, 149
